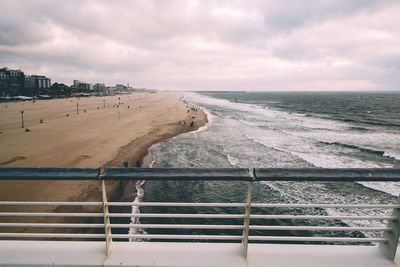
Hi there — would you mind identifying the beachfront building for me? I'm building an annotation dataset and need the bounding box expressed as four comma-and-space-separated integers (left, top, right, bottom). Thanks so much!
27, 75, 52, 95
93, 83, 107, 95
50, 83, 71, 97
116, 84, 127, 91
0, 67, 25, 96
107, 86, 117, 94
73, 79, 92, 93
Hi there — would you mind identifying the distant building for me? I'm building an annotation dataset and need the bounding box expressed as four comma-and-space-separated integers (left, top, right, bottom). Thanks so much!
73, 79, 92, 92
28, 75, 51, 94
93, 83, 106, 92
78, 83, 91, 92
116, 84, 127, 91
0, 67, 25, 96
50, 83, 70, 97
0, 69, 10, 97
107, 86, 117, 94
73, 79, 83, 87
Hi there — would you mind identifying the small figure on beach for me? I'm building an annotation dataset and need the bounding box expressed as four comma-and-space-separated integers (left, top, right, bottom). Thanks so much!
190, 121, 194, 127
136, 160, 141, 167
40, 119, 43, 123
123, 161, 129, 167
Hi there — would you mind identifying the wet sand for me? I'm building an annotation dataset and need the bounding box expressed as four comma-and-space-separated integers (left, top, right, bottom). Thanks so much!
0, 91, 207, 235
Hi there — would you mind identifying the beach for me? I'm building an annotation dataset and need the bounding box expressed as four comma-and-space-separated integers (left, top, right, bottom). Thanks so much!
0, 91, 207, 234
0, 92, 207, 168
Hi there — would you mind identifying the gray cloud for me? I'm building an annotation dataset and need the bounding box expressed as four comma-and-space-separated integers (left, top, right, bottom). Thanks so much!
0, 0, 399, 91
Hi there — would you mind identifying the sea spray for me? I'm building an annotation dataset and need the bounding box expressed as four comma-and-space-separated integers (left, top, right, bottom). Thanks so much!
128, 180, 148, 242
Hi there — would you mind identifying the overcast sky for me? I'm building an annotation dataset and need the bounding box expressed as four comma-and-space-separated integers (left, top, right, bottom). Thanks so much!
1, 0, 400, 91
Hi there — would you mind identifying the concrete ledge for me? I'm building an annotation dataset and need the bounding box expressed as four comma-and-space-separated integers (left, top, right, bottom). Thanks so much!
0, 241, 399, 267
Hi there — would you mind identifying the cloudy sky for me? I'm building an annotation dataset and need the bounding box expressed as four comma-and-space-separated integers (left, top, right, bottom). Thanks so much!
1, 0, 400, 91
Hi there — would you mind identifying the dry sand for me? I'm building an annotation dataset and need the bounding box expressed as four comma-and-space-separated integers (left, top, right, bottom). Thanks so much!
0, 92, 207, 235
0, 91, 206, 168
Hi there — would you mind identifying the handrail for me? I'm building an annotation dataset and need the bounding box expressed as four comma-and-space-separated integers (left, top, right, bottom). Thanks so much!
1, 167, 400, 262
0, 167, 99, 180
1, 167, 400, 181
255, 168, 400, 181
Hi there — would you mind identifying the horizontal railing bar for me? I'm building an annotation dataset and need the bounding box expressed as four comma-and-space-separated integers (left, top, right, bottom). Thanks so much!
0, 201, 103, 206
0, 212, 104, 217
1, 167, 400, 181
0, 223, 104, 228
103, 168, 252, 181
109, 213, 246, 219
1, 212, 394, 220
249, 226, 392, 231
0, 167, 100, 180
248, 236, 388, 243
0, 202, 397, 209
251, 204, 400, 209
107, 202, 247, 207
0, 233, 105, 238
111, 234, 243, 240
111, 224, 244, 229
0, 223, 388, 231
255, 168, 400, 181
250, 215, 398, 220
0, 223, 389, 231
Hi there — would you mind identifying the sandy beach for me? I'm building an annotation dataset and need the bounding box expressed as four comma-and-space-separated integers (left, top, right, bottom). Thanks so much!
0, 92, 207, 235
0, 91, 206, 168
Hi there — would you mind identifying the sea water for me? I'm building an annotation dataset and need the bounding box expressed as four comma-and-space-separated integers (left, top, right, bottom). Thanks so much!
135, 91, 400, 241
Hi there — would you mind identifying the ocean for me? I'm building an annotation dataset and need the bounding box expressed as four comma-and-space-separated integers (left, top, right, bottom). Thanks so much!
129, 91, 400, 241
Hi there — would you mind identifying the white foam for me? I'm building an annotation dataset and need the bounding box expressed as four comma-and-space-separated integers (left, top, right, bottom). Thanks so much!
148, 159, 156, 168
288, 151, 400, 196
191, 108, 214, 134
358, 182, 400, 197
324, 206, 388, 238
128, 180, 148, 242
383, 151, 400, 160
227, 154, 239, 167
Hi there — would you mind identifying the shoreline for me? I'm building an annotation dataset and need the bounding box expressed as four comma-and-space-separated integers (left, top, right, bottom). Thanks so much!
106, 99, 208, 201
0, 91, 208, 237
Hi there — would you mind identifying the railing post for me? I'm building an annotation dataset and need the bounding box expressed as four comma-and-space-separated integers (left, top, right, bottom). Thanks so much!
380, 196, 400, 261
102, 180, 112, 257
242, 168, 254, 259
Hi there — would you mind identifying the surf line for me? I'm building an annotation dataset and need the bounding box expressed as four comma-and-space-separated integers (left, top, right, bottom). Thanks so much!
128, 180, 148, 242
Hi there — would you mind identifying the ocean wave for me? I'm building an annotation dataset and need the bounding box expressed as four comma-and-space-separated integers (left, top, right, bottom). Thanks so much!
261, 181, 384, 238
383, 151, 400, 161
357, 181, 400, 197
319, 141, 400, 160
337, 118, 400, 128
348, 126, 372, 132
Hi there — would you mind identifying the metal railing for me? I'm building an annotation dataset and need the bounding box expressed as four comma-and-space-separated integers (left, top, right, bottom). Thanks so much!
0, 167, 400, 260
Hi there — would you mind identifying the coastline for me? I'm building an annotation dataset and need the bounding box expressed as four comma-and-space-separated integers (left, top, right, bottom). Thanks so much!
0, 91, 208, 236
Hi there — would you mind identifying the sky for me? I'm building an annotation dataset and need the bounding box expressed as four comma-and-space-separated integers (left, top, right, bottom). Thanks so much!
1, 0, 400, 91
